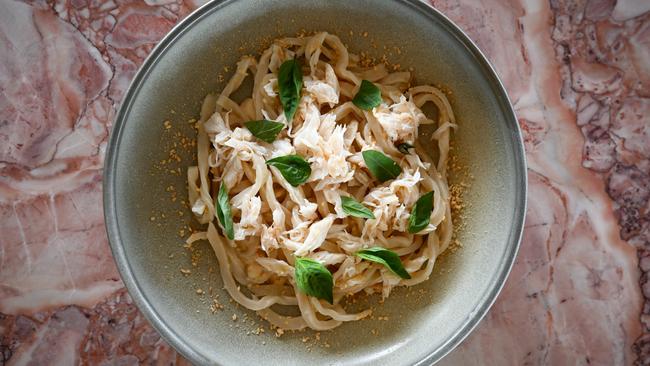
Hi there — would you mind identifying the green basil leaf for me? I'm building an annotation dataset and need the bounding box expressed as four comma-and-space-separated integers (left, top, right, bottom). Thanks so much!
278, 59, 303, 123
408, 191, 434, 234
397, 142, 415, 154
362, 150, 402, 182
266, 154, 311, 187
341, 196, 375, 219
352, 80, 382, 110
244, 120, 284, 143
356, 247, 411, 279
216, 183, 234, 240
294, 257, 334, 304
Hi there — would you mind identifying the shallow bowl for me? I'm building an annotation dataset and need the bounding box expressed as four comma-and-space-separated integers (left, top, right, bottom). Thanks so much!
104, 0, 527, 364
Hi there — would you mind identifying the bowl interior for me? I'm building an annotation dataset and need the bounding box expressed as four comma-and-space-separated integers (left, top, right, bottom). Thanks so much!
105, 0, 526, 365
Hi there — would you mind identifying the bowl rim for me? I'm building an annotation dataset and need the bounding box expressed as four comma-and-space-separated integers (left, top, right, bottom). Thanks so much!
103, 0, 528, 364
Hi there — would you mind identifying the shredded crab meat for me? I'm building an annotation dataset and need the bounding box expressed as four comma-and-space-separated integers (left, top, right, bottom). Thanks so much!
304, 63, 340, 106
294, 214, 335, 256
294, 101, 355, 190
373, 95, 426, 143
189, 32, 455, 331
233, 195, 262, 240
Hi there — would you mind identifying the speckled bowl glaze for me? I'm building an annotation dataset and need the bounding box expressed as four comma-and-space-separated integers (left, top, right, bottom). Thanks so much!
104, 0, 527, 365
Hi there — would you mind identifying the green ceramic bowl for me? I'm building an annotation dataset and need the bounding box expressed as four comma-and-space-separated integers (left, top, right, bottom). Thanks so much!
104, 0, 527, 364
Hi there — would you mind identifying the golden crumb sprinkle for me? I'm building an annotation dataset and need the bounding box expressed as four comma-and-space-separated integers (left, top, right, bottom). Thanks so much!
210, 299, 223, 313
447, 147, 473, 249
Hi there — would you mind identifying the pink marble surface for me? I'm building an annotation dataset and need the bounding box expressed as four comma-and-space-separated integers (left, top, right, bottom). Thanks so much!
0, 0, 648, 364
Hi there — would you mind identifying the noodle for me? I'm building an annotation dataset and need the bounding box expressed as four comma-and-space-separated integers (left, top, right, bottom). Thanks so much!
188, 32, 455, 330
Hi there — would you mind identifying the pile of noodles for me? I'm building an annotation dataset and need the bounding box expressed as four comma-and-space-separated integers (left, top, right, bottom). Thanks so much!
187, 32, 456, 331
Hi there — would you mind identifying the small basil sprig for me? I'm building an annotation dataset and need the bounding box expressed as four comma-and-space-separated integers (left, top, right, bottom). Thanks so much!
245, 120, 284, 143
362, 150, 402, 182
278, 59, 303, 123
216, 183, 234, 240
397, 142, 415, 154
352, 80, 382, 110
341, 196, 375, 219
266, 154, 311, 186
294, 257, 334, 304
356, 247, 411, 279
408, 191, 434, 234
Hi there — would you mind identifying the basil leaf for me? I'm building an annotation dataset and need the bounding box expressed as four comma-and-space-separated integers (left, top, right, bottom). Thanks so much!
278, 59, 303, 123
362, 150, 402, 182
356, 247, 411, 279
266, 155, 311, 187
341, 196, 375, 219
397, 142, 415, 154
216, 183, 234, 240
294, 257, 334, 304
408, 191, 434, 234
244, 120, 284, 143
352, 80, 382, 110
